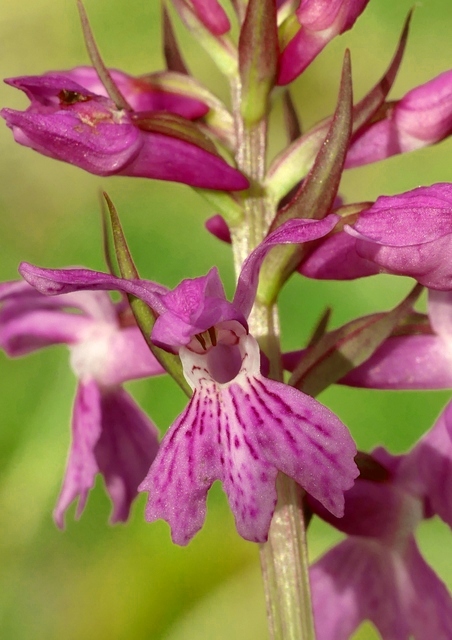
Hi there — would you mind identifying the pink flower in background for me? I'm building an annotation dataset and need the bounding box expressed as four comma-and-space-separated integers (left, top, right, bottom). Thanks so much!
0, 279, 163, 526
346, 70, 452, 168
339, 289, 452, 390
309, 405, 452, 639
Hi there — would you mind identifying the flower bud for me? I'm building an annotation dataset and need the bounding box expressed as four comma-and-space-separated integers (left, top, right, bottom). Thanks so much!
2, 74, 249, 191
278, 0, 370, 85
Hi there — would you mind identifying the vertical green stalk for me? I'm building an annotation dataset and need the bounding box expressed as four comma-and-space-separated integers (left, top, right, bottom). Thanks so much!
230, 78, 316, 640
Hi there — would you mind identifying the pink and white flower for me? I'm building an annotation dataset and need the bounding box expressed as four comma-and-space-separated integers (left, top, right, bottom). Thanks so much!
19, 214, 359, 544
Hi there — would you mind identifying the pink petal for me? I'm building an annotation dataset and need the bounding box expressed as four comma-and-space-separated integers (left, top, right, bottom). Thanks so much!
54, 380, 102, 528
299, 230, 379, 280
237, 374, 358, 517
0, 308, 92, 356
140, 333, 357, 544
428, 289, 452, 338
100, 326, 165, 386
404, 537, 452, 637
407, 401, 452, 528
95, 388, 160, 523
139, 390, 223, 545
310, 538, 410, 640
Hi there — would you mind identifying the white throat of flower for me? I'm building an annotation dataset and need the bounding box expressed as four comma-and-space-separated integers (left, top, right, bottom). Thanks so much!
179, 322, 259, 390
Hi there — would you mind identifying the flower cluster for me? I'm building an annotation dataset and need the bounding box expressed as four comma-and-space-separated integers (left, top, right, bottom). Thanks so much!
2, 0, 452, 637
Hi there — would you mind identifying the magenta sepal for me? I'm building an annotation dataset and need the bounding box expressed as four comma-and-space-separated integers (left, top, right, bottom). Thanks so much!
277, 0, 370, 85
2, 74, 248, 191
308, 406, 452, 639
0, 279, 163, 525
20, 215, 339, 346
345, 70, 452, 168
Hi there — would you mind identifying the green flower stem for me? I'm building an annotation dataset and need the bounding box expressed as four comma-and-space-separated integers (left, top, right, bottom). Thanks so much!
230, 77, 316, 640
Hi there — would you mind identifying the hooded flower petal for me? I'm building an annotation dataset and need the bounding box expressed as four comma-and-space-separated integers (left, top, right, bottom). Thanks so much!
345, 70, 452, 168
345, 183, 452, 289
278, 0, 370, 85
299, 184, 452, 288
2, 75, 248, 190
139, 333, 358, 544
151, 267, 247, 350
55, 381, 159, 527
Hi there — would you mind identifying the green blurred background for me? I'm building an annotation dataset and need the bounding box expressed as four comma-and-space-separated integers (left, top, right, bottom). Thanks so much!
1, 1, 452, 638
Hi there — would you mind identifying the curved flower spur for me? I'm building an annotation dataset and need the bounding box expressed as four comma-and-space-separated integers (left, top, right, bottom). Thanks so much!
19, 214, 358, 544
